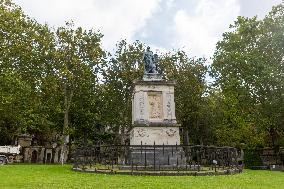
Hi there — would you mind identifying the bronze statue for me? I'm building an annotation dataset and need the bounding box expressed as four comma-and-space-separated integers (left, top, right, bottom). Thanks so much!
143, 46, 158, 74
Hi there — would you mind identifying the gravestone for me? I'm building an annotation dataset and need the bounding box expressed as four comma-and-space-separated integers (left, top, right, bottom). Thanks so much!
128, 47, 185, 166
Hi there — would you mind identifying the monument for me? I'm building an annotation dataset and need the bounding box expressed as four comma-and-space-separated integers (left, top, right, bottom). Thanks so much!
129, 47, 185, 166
72, 47, 243, 175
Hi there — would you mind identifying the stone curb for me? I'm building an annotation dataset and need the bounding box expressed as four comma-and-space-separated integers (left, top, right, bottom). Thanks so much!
72, 167, 243, 176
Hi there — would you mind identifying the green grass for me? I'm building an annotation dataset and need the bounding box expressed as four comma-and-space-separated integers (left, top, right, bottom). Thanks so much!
0, 164, 283, 189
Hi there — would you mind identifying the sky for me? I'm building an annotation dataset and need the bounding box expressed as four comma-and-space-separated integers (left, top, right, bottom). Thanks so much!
14, 0, 282, 59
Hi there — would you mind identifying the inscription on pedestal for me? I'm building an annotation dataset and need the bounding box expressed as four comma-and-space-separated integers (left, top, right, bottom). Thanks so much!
166, 93, 172, 118
138, 92, 145, 120
148, 92, 163, 120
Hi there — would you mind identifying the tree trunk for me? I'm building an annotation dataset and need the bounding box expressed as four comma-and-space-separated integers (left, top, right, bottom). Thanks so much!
184, 127, 189, 145
120, 126, 126, 145
60, 84, 73, 165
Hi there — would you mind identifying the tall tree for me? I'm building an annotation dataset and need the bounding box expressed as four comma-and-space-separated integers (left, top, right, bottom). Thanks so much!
159, 51, 208, 144
0, 0, 55, 144
101, 40, 144, 144
211, 4, 284, 147
53, 22, 105, 163
0, 0, 106, 157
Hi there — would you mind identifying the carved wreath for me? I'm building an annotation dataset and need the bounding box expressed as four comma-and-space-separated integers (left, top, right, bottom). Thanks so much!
137, 128, 147, 137
166, 129, 177, 137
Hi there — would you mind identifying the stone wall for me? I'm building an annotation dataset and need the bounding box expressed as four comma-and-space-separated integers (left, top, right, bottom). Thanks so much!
22, 146, 68, 163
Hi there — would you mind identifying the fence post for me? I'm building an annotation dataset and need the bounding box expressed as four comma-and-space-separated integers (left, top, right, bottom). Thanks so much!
131, 159, 133, 174
140, 141, 142, 164
163, 143, 164, 156
154, 141, 156, 171
144, 143, 147, 169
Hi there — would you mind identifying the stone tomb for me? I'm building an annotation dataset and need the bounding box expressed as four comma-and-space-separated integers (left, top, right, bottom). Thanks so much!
129, 76, 185, 166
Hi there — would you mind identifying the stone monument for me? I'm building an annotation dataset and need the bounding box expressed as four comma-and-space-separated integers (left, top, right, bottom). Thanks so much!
129, 47, 185, 166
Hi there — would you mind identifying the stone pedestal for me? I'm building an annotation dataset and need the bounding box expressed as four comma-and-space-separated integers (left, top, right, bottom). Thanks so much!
130, 77, 180, 144
129, 74, 185, 166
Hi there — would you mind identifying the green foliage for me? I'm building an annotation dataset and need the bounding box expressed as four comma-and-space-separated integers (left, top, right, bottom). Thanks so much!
243, 149, 263, 168
159, 52, 209, 144
0, 72, 31, 144
53, 22, 106, 145
0, 0, 54, 144
0, 0, 106, 145
100, 40, 144, 143
210, 4, 284, 147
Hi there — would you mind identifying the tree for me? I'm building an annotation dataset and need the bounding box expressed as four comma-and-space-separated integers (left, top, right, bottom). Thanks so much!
0, 72, 32, 145
52, 22, 106, 163
101, 40, 144, 144
0, 0, 56, 144
159, 51, 208, 144
0, 0, 106, 160
211, 4, 284, 147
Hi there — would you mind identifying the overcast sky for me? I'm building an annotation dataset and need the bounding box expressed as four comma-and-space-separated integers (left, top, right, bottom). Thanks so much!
14, 0, 282, 59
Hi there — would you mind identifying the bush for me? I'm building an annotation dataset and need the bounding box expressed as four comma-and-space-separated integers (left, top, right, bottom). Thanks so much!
244, 149, 263, 168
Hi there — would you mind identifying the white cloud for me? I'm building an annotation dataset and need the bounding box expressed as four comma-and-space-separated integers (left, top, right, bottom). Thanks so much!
166, 0, 175, 8
13, 0, 276, 59
14, 0, 161, 51
173, 0, 240, 58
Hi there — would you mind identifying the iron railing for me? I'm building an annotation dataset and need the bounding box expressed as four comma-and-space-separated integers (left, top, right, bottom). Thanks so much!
72, 143, 243, 174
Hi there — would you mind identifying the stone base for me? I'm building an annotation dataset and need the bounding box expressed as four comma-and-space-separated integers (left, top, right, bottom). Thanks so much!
128, 146, 186, 166
129, 127, 180, 145
142, 73, 163, 81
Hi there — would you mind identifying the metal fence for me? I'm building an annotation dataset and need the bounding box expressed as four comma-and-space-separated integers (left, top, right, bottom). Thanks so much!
72, 143, 243, 174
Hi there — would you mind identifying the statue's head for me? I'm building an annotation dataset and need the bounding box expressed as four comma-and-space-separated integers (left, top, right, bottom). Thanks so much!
147, 46, 150, 51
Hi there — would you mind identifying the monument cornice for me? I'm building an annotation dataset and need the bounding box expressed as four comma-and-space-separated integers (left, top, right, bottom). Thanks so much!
133, 121, 180, 127
133, 79, 176, 86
